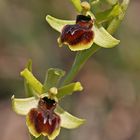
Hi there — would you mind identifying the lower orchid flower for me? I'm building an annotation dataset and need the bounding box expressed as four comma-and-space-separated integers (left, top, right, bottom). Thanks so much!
12, 66, 85, 140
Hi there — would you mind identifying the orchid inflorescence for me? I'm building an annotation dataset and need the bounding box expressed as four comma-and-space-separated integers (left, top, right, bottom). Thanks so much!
12, 0, 130, 140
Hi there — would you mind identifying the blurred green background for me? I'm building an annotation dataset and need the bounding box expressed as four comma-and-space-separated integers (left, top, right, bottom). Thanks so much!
0, 0, 140, 140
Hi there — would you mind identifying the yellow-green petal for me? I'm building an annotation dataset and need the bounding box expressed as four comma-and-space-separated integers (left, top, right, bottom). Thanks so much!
55, 106, 85, 129
57, 82, 83, 99
12, 95, 38, 115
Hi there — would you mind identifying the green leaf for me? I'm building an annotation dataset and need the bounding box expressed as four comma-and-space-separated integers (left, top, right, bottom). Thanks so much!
55, 106, 85, 129
46, 15, 120, 48
96, 4, 122, 23
57, 82, 83, 99
43, 68, 65, 93
21, 68, 43, 95
12, 95, 38, 115
70, 0, 82, 12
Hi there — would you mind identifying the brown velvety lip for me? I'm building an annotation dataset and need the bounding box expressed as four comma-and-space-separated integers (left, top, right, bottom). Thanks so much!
60, 15, 94, 47
28, 97, 61, 135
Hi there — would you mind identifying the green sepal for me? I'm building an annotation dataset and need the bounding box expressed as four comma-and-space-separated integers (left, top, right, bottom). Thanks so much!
43, 68, 65, 93
46, 15, 120, 49
46, 15, 74, 32
21, 68, 43, 95
96, 4, 122, 23
93, 24, 120, 48
11, 95, 38, 115
57, 82, 83, 99
55, 106, 85, 129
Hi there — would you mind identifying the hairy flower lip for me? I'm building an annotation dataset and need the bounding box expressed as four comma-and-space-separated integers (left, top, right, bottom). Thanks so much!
28, 108, 60, 135
61, 24, 94, 45
27, 96, 61, 137
59, 14, 94, 51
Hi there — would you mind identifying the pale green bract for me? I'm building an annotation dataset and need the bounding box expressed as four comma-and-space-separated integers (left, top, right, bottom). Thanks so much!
46, 15, 120, 49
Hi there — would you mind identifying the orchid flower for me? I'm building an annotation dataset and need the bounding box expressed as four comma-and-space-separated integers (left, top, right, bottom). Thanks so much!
12, 67, 85, 140
46, 2, 121, 51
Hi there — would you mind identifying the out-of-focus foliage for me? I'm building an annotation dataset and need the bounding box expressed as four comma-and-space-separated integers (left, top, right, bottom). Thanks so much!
0, 0, 140, 140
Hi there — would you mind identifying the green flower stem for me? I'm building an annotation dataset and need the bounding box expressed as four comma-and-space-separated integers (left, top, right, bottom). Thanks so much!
62, 45, 100, 85
21, 68, 43, 95
70, 0, 82, 12
63, 0, 129, 85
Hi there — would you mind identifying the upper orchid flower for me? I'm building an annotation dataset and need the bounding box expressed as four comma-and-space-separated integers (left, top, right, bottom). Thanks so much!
46, 1, 120, 51
57, 14, 94, 51
12, 65, 85, 140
